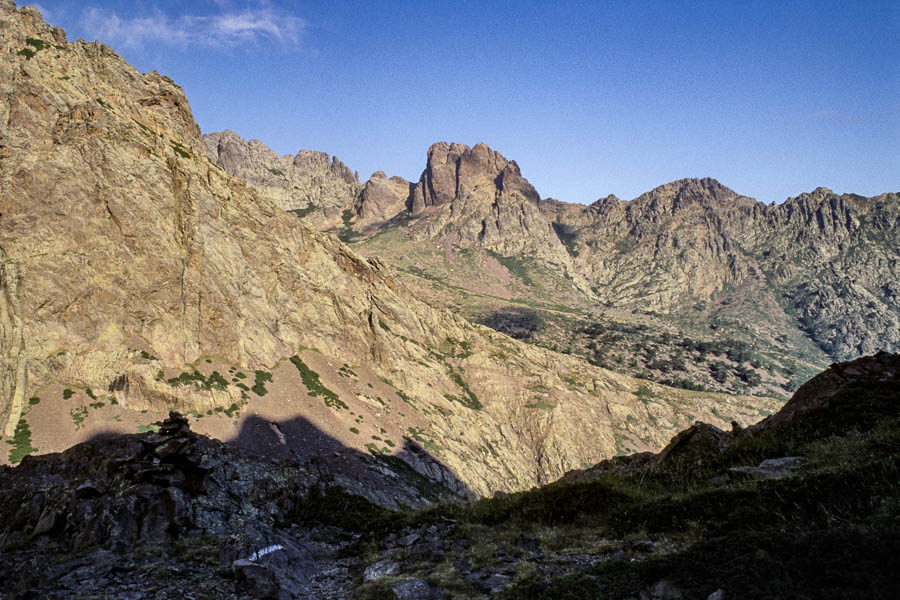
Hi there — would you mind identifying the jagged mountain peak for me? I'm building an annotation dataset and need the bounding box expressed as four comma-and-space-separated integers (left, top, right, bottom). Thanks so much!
631, 177, 758, 212
409, 141, 540, 215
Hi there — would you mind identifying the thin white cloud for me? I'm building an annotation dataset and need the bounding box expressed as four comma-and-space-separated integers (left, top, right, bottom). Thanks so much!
80, 5, 305, 49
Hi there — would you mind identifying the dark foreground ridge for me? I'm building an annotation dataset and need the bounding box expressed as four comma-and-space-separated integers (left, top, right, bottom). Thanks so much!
1, 352, 898, 599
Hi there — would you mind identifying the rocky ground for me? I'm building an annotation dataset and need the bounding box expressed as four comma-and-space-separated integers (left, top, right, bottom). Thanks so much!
2, 353, 897, 599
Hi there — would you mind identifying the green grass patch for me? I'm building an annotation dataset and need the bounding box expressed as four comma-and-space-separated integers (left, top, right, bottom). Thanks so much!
6, 418, 37, 465
486, 250, 534, 286
136, 424, 159, 433
525, 400, 554, 409
251, 370, 272, 396
447, 368, 482, 410
336, 209, 362, 243
166, 369, 228, 392
17, 38, 60, 60
635, 384, 655, 402
70, 406, 88, 431
170, 140, 191, 159
289, 355, 347, 410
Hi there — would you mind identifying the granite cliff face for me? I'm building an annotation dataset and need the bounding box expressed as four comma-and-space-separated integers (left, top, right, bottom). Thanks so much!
404, 142, 584, 274
0, 4, 778, 500
203, 129, 360, 229
354, 170, 411, 224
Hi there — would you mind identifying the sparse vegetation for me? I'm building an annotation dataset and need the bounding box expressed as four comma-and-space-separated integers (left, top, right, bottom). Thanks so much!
251, 370, 272, 396
170, 140, 191, 159
525, 400, 554, 409
446, 368, 482, 410
336, 209, 362, 243
166, 369, 228, 392
17, 37, 60, 60
289, 355, 347, 410
6, 418, 37, 464
486, 250, 534, 286
70, 406, 88, 431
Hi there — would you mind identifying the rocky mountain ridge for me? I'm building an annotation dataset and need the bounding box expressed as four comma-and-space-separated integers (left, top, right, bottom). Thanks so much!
0, 3, 778, 502
205, 131, 898, 396
203, 129, 360, 230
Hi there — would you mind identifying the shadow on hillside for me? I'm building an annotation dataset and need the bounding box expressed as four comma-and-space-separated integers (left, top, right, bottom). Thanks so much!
480, 306, 544, 340
19, 412, 474, 509
226, 414, 474, 507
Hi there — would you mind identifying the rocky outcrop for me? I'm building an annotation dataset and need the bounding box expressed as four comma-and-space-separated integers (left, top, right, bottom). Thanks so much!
0, 412, 341, 598
408, 142, 539, 214
354, 171, 411, 224
750, 350, 900, 430
203, 129, 360, 228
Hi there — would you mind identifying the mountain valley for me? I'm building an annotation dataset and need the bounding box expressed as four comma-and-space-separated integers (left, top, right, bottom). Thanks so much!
205, 132, 899, 400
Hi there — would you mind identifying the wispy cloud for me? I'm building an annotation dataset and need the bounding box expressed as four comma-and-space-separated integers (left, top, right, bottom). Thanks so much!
80, 5, 305, 49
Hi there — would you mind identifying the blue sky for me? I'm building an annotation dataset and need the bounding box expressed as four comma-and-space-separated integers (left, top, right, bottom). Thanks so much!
29, 1, 899, 204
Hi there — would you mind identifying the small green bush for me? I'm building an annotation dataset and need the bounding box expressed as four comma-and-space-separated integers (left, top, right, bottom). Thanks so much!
251, 370, 272, 396
6, 418, 37, 464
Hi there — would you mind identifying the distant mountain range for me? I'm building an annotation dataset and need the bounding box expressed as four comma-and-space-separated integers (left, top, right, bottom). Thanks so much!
205, 130, 899, 398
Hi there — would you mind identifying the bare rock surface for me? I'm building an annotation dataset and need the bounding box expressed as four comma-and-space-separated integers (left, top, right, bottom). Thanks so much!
203, 129, 360, 229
